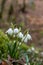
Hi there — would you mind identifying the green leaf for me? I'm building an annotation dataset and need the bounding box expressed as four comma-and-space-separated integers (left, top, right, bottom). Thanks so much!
25, 54, 29, 65
12, 42, 17, 58
7, 43, 12, 57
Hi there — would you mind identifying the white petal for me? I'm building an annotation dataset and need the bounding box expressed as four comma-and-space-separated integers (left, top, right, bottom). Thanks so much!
18, 32, 23, 38
27, 34, 32, 40
6, 28, 13, 35
14, 28, 19, 34
24, 37, 28, 43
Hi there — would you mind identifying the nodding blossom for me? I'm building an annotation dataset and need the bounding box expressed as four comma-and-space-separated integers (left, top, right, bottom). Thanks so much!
22, 33, 32, 43
13, 28, 19, 34
26, 34, 32, 40
6, 28, 13, 35
6, 27, 32, 44
17, 32, 23, 38
24, 37, 28, 43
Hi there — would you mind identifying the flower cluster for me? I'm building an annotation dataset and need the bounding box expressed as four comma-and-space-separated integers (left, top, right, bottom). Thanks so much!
0, 27, 43, 65
5, 27, 32, 64
6, 28, 32, 43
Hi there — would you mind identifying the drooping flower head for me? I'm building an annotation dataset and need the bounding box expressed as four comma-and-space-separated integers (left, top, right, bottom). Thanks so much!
6, 28, 13, 35
13, 28, 19, 34
17, 32, 23, 39
22, 33, 32, 43
26, 34, 32, 40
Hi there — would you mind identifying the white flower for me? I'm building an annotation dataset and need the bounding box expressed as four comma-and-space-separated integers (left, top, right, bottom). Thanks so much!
22, 35, 28, 43
24, 37, 28, 43
22, 33, 32, 43
14, 28, 19, 34
31, 47, 35, 51
6, 28, 13, 35
17, 32, 23, 38
26, 34, 32, 40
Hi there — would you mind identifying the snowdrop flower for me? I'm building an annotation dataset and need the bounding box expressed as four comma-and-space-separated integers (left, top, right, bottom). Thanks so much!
24, 37, 28, 43
17, 32, 23, 38
26, 34, 32, 40
22, 33, 32, 43
14, 28, 19, 34
6, 28, 13, 35
22, 35, 28, 43
31, 47, 35, 51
